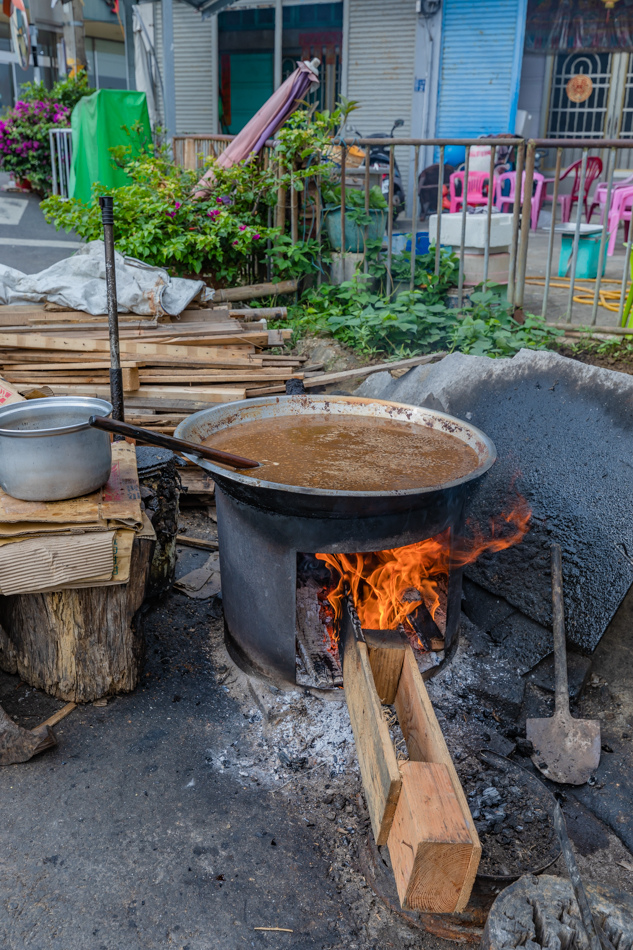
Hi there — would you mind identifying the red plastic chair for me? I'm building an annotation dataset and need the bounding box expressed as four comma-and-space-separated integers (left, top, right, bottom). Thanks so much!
448, 171, 492, 213
495, 170, 546, 229
544, 157, 603, 223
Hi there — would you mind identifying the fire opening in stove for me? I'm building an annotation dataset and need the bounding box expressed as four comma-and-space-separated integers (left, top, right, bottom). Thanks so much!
295, 499, 531, 690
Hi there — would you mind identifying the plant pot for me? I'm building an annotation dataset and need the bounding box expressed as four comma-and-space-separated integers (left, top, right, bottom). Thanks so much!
325, 208, 387, 253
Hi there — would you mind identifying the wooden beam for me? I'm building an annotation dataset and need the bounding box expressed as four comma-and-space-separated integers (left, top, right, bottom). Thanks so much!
176, 535, 218, 551
388, 761, 477, 914
47, 384, 247, 403
364, 629, 407, 705
36, 702, 77, 730
122, 367, 140, 391
393, 647, 480, 912
0, 333, 253, 361
340, 602, 401, 846
212, 279, 297, 302
302, 353, 446, 389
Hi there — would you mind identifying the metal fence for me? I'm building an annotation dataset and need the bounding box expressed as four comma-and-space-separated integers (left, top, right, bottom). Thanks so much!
173, 133, 633, 331
49, 128, 73, 198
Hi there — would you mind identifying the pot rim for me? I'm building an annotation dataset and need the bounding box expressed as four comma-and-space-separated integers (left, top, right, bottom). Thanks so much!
0, 396, 113, 438
175, 394, 497, 499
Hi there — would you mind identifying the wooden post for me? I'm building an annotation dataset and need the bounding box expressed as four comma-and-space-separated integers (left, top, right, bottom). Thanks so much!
290, 163, 299, 245
276, 162, 286, 234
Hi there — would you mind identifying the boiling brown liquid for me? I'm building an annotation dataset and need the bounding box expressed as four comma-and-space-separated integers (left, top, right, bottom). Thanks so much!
203, 414, 479, 492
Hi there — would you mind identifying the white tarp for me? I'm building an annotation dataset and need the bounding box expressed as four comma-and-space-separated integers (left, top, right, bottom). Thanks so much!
0, 241, 213, 316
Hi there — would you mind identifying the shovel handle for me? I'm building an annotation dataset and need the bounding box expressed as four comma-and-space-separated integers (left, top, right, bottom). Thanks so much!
551, 543, 570, 717
88, 415, 260, 470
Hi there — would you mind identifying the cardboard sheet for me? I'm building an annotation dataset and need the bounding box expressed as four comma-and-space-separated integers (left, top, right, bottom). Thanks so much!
0, 531, 115, 595
0, 376, 25, 408
42, 513, 156, 592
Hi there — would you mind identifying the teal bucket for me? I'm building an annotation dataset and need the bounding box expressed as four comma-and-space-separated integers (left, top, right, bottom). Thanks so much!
325, 208, 387, 253
558, 233, 606, 279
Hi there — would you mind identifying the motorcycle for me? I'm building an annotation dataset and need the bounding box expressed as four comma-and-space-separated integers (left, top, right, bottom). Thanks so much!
350, 118, 407, 220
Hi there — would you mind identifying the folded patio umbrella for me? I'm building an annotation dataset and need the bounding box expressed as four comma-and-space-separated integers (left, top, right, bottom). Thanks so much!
194, 58, 320, 199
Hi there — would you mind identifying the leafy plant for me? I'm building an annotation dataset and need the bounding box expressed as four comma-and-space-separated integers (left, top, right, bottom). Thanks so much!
0, 73, 94, 193
368, 241, 460, 301
290, 278, 563, 359
321, 183, 387, 211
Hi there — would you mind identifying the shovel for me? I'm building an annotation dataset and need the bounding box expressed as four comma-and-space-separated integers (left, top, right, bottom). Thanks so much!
526, 544, 601, 785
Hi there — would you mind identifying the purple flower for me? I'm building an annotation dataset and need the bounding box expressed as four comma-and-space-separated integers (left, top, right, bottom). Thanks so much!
206, 209, 220, 219
166, 210, 176, 218
239, 224, 246, 231
174, 201, 181, 210
252, 233, 261, 240
233, 240, 238, 246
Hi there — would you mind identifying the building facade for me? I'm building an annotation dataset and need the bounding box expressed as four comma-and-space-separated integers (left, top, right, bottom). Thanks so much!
5, 0, 632, 204
0, 0, 131, 110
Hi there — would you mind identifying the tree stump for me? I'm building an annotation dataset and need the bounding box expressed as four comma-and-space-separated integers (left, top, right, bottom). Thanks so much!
0, 535, 154, 703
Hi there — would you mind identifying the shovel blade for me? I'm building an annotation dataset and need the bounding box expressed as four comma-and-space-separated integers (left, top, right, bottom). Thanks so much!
526, 713, 601, 785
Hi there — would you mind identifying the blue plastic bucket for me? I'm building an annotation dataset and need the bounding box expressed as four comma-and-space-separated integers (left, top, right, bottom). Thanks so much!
405, 231, 431, 256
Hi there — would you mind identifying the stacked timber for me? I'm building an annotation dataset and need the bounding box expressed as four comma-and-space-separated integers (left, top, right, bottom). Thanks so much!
0, 305, 323, 432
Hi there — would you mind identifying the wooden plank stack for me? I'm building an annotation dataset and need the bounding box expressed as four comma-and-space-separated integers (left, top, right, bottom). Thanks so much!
0, 305, 323, 431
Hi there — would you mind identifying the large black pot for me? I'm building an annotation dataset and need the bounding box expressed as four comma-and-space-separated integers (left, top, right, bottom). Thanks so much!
175, 396, 496, 686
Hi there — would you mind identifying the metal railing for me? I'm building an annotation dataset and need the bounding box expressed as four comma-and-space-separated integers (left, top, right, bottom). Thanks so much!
173, 132, 633, 330
49, 128, 73, 198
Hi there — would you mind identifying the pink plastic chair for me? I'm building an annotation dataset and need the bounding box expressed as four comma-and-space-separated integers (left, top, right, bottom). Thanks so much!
448, 171, 492, 213
543, 157, 603, 223
495, 170, 546, 229
587, 174, 633, 223
606, 186, 633, 255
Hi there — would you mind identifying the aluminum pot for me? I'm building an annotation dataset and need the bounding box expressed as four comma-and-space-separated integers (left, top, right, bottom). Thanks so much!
0, 397, 113, 501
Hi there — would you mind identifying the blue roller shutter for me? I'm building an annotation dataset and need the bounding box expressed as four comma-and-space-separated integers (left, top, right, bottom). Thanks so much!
436, 0, 528, 138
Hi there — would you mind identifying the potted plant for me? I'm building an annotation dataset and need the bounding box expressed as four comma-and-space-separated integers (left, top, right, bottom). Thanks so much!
322, 183, 388, 253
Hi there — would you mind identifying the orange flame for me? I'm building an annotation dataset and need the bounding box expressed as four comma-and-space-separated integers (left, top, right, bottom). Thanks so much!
316, 497, 531, 635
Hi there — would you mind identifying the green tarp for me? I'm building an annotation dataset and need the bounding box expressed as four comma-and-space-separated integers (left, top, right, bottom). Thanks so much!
69, 90, 152, 204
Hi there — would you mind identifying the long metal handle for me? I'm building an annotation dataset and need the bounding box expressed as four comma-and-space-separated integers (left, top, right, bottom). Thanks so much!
89, 415, 260, 470
99, 196, 124, 423
553, 804, 608, 950
551, 543, 570, 717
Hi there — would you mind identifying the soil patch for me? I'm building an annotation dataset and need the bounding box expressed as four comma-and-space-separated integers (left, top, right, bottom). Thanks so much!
554, 342, 633, 376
